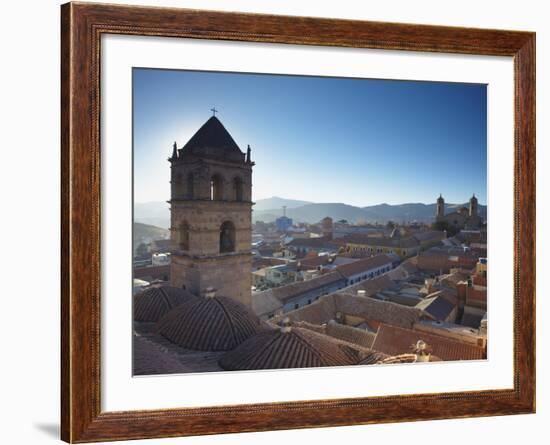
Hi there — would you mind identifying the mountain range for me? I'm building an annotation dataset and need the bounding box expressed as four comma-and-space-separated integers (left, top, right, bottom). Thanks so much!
134, 196, 486, 228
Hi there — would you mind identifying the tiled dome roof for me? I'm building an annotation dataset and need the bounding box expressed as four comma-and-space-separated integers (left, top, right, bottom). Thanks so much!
134, 286, 197, 322
218, 326, 358, 371
157, 296, 264, 351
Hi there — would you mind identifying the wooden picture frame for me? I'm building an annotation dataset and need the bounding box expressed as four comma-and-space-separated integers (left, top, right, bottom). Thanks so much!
61, 2, 535, 442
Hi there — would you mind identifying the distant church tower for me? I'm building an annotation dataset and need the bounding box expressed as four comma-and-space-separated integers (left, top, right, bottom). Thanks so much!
469, 193, 478, 217
436, 194, 445, 221
168, 115, 254, 307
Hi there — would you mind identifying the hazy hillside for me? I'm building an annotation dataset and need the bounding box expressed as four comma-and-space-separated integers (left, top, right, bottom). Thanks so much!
133, 222, 169, 251
252, 196, 312, 212
134, 197, 487, 226
254, 203, 366, 224
253, 201, 487, 224
134, 201, 170, 229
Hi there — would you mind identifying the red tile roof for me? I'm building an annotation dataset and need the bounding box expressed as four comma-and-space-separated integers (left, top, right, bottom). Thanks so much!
218, 326, 358, 370
158, 296, 265, 351
134, 286, 197, 322
297, 255, 331, 270
372, 324, 485, 361
336, 254, 393, 278
265, 271, 345, 303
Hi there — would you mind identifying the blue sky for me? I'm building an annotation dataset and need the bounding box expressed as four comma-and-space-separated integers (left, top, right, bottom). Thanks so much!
133, 68, 487, 206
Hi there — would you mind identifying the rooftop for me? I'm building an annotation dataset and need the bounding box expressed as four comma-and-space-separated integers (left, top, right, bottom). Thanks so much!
278, 291, 422, 330
256, 271, 345, 304
158, 296, 266, 351
134, 285, 197, 322
415, 292, 457, 321
218, 326, 358, 371
372, 324, 486, 361
341, 234, 420, 249
336, 254, 393, 278
176, 116, 246, 163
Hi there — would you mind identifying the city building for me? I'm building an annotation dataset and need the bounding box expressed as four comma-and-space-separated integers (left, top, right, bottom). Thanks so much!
416, 246, 479, 274
277, 290, 422, 331
435, 194, 483, 230
372, 323, 485, 360
151, 252, 171, 266
254, 271, 347, 314
415, 290, 458, 323
336, 254, 394, 286
150, 238, 171, 253
286, 236, 340, 255
341, 233, 421, 258
332, 222, 385, 239
275, 206, 293, 232
320, 216, 334, 240
133, 264, 170, 283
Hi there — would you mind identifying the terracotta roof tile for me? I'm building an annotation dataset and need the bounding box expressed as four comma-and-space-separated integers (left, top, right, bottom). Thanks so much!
344, 274, 396, 297
218, 326, 358, 370
279, 291, 421, 330
336, 254, 393, 278
332, 293, 421, 329
415, 294, 456, 321
134, 286, 197, 322
372, 324, 485, 361
342, 234, 420, 248
158, 296, 266, 351
251, 291, 284, 317
263, 271, 345, 303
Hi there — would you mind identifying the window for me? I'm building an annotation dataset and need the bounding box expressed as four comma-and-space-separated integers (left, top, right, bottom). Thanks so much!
187, 173, 194, 199
179, 221, 190, 250
233, 177, 243, 201
219, 221, 236, 253
210, 174, 223, 200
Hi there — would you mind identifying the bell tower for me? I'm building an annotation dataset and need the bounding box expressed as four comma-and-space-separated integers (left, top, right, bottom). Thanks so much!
469, 193, 478, 217
436, 194, 445, 221
168, 115, 254, 307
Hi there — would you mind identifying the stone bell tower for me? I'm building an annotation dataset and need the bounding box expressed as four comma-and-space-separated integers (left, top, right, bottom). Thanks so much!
168, 114, 254, 307
469, 193, 478, 217
436, 194, 445, 221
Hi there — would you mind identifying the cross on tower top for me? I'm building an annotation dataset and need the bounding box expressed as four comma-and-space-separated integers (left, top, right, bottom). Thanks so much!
210, 107, 218, 117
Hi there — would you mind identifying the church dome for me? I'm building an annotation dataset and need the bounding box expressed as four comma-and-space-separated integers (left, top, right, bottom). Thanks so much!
218, 324, 358, 371
134, 286, 197, 322
157, 295, 265, 351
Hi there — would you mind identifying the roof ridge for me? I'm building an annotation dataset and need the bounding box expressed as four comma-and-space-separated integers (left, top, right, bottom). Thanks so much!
292, 328, 331, 364
213, 297, 240, 347
254, 331, 286, 364
157, 287, 173, 310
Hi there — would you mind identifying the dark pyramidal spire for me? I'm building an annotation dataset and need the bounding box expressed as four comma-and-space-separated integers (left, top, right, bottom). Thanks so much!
182, 116, 242, 153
